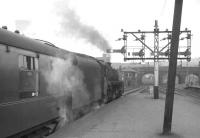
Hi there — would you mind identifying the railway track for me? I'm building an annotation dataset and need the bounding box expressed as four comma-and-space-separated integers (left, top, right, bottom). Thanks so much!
123, 86, 147, 96
160, 86, 200, 99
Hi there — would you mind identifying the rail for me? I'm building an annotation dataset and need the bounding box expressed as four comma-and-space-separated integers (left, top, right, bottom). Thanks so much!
123, 86, 147, 96
159, 86, 200, 99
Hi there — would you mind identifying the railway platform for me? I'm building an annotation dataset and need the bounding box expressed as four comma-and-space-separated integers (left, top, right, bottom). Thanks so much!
49, 88, 200, 138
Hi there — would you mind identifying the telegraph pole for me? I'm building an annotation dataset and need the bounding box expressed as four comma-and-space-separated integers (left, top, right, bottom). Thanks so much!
163, 0, 183, 134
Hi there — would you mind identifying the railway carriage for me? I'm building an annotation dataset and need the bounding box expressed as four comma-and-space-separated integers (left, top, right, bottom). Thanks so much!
0, 28, 124, 138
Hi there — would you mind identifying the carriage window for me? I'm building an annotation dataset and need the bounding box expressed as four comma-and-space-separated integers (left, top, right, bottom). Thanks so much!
19, 55, 38, 70
18, 54, 39, 98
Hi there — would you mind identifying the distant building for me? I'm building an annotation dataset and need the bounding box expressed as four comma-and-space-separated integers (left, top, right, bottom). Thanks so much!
96, 53, 111, 62
120, 68, 138, 89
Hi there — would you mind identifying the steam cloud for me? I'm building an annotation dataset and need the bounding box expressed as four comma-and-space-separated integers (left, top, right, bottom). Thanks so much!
56, 2, 111, 51
43, 54, 89, 127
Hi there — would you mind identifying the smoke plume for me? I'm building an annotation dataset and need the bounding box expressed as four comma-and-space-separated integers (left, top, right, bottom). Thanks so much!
42, 54, 89, 126
56, 1, 111, 51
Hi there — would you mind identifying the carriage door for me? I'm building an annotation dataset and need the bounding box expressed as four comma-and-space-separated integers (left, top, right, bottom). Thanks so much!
18, 55, 39, 98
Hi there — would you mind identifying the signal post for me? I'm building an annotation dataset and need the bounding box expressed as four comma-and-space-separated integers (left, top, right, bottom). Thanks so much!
154, 20, 159, 99
108, 21, 191, 100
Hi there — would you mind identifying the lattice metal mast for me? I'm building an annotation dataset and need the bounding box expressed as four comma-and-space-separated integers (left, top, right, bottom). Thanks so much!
154, 20, 159, 99
107, 20, 191, 99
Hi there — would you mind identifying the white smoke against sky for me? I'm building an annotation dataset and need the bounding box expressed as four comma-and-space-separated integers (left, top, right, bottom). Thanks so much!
43, 54, 89, 126
12, 0, 109, 56
54, 0, 111, 52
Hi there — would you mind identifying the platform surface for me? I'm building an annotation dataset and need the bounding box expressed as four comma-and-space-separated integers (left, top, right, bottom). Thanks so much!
49, 90, 200, 138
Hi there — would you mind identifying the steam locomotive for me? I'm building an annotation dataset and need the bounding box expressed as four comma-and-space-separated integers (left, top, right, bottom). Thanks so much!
0, 28, 124, 138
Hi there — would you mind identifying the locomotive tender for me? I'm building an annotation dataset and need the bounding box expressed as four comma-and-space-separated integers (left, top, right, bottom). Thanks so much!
0, 28, 124, 138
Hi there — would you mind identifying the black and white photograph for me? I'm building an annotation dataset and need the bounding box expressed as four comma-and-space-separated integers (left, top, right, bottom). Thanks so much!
0, 0, 200, 137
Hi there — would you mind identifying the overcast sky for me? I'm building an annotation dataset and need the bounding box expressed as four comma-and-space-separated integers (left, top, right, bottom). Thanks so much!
0, 0, 199, 62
